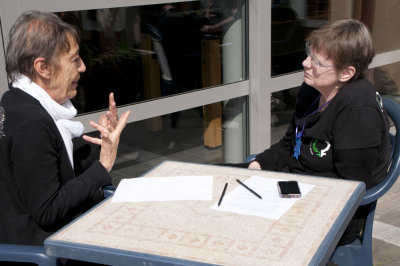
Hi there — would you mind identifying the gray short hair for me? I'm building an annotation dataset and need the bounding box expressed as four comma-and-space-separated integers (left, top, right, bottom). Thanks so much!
6, 10, 80, 82
306, 19, 375, 81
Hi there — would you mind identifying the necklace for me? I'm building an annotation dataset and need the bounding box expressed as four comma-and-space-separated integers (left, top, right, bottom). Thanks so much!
293, 95, 331, 160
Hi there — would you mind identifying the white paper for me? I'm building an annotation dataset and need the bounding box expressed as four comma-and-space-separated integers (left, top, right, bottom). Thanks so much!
111, 176, 213, 202
211, 176, 314, 220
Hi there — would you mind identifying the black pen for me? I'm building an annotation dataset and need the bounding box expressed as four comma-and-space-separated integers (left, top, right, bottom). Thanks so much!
236, 179, 262, 199
218, 183, 228, 206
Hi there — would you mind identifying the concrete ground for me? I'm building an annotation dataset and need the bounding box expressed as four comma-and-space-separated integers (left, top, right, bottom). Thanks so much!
373, 178, 400, 265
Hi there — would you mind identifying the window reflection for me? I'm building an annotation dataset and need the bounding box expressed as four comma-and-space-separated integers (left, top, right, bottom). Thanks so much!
271, 1, 306, 76
369, 63, 400, 98
271, 0, 329, 76
57, 0, 247, 114
271, 87, 299, 144
370, 1, 400, 53
271, 0, 400, 77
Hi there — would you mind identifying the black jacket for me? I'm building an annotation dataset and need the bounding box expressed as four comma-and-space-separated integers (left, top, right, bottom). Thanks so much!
0, 86, 111, 245
256, 79, 391, 189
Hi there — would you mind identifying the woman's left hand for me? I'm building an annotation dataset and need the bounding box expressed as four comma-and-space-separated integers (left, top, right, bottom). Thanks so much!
248, 160, 262, 170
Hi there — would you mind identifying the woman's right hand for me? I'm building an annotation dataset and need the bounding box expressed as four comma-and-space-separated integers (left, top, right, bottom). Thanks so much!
83, 93, 131, 172
248, 160, 262, 170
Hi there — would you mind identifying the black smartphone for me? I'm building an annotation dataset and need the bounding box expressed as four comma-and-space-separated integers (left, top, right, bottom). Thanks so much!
277, 181, 301, 198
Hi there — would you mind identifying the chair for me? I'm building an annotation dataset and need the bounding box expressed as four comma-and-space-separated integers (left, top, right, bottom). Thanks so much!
328, 96, 400, 265
244, 154, 256, 163
0, 186, 116, 265
0, 244, 60, 266
103, 185, 116, 199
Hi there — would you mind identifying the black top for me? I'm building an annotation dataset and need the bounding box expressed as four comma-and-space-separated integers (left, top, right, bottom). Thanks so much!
255, 79, 391, 189
0, 87, 111, 245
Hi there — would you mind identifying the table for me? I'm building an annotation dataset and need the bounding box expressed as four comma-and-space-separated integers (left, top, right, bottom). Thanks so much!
44, 161, 365, 265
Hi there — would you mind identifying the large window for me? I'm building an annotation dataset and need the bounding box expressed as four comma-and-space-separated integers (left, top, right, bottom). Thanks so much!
53, 1, 249, 181
56, 1, 247, 182
58, 1, 247, 114
0, 0, 249, 183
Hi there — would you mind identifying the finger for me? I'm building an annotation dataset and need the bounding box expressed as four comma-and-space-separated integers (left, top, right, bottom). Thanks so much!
109, 92, 115, 106
107, 92, 118, 127
99, 114, 108, 127
101, 131, 110, 139
89, 120, 109, 135
82, 135, 102, 145
107, 110, 118, 129
107, 124, 114, 133
108, 93, 118, 120
114, 110, 131, 134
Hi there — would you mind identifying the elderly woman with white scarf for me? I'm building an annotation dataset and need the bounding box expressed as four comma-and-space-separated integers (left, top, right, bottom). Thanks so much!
0, 11, 130, 246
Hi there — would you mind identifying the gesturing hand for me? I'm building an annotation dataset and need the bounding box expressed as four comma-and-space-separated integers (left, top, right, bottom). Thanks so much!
98, 93, 119, 133
83, 93, 131, 172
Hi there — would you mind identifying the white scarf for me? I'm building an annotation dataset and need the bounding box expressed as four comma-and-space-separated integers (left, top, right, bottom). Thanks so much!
13, 75, 84, 168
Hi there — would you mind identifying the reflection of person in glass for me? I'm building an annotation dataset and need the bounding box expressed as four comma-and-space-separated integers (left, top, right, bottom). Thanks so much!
248, 20, 391, 245
200, 0, 240, 33
0, 11, 130, 246
81, 8, 126, 51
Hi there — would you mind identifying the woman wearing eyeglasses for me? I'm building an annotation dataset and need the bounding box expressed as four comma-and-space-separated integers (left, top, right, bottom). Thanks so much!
248, 19, 391, 245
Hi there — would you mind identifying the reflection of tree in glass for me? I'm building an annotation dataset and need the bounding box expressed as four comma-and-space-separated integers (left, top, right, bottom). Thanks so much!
80, 41, 140, 73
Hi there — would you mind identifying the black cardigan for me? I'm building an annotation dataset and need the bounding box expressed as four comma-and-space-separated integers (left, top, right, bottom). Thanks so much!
255, 80, 391, 189
0, 87, 111, 245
